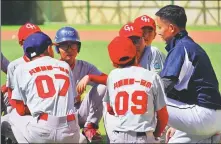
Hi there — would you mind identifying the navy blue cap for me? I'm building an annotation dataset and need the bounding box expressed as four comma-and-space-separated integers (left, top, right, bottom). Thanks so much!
23, 32, 53, 59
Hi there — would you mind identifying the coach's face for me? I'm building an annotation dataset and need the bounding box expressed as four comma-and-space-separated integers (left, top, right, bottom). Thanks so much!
155, 16, 174, 43
58, 41, 78, 65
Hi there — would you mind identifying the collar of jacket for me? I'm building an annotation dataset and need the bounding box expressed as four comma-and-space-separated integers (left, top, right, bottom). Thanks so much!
165, 30, 188, 52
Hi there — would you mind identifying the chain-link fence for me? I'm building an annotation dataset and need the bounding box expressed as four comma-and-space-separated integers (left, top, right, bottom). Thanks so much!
2, 1, 221, 26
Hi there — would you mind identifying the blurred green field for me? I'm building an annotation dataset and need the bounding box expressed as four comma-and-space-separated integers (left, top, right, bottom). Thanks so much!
1, 39, 221, 142
2, 24, 221, 31
1, 40, 221, 85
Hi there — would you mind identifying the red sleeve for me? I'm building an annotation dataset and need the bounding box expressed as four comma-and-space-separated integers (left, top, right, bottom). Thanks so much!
8, 88, 16, 109
13, 100, 30, 116
1, 84, 8, 93
8, 86, 30, 115
88, 73, 108, 85
153, 106, 168, 137
106, 102, 115, 115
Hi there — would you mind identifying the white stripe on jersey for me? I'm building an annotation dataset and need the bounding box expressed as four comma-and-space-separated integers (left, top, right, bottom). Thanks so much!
174, 47, 194, 91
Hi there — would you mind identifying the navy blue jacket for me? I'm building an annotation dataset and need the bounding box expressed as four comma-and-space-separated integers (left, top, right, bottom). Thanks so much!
160, 30, 221, 110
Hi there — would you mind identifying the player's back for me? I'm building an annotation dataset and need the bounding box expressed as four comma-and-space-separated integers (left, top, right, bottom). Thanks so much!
14, 56, 76, 117
6, 56, 28, 89
107, 66, 161, 132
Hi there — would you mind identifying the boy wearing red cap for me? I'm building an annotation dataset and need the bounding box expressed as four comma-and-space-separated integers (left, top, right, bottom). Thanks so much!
3, 32, 85, 143
103, 21, 166, 143
1, 23, 42, 143
119, 22, 145, 63
5, 23, 42, 113
118, 22, 145, 63
133, 15, 166, 73
104, 36, 168, 143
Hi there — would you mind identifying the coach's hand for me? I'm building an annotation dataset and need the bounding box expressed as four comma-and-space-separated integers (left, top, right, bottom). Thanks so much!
76, 75, 90, 95
165, 127, 176, 143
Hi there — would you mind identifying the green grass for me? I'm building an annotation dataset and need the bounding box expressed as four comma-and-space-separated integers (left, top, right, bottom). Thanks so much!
1, 40, 221, 89
1, 24, 221, 31
1, 40, 221, 141
186, 25, 221, 31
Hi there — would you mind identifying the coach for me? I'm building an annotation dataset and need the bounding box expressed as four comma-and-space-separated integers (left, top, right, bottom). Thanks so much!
155, 5, 221, 143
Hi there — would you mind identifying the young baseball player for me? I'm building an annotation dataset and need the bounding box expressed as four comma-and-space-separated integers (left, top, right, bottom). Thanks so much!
5, 22, 41, 112
54, 26, 107, 143
103, 21, 167, 143
133, 15, 166, 73
155, 5, 221, 143
7, 32, 86, 143
1, 23, 42, 143
104, 36, 168, 143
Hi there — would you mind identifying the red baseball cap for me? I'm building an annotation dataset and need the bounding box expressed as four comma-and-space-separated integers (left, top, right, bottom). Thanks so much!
119, 22, 142, 38
108, 36, 136, 65
134, 15, 156, 30
18, 22, 41, 45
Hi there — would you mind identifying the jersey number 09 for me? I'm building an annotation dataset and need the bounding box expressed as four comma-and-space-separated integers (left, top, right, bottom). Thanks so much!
115, 91, 147, 115
35, 74, 70, 98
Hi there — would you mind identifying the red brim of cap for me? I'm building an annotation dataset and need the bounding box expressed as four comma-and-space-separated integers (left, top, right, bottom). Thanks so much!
108, 36, 136, 65
127, 31, 142, 37
119, 30, 142, 38
134, 21, 156, 30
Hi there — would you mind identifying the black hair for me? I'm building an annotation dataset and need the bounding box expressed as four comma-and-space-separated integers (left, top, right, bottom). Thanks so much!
128, 36, 141, 45
155, 5, 187, 28
142, 26, 154, 31
118, 57, 136, 68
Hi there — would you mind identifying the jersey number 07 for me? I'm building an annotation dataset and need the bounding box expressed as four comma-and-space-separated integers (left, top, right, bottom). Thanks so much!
35, 74, 70, 98
115, 91, 148, 115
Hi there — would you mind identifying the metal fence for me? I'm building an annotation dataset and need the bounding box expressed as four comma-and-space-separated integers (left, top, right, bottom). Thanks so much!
37, 0, 221, 26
